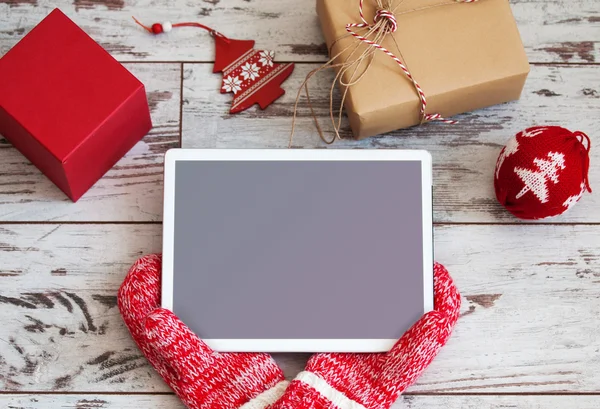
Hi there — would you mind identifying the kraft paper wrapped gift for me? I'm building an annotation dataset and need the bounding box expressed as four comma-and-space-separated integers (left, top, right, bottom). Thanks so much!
316, 0, 530, 139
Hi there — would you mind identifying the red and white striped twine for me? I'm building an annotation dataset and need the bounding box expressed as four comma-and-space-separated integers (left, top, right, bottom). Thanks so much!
347, 0, 480, 125
373, 9, 398, 32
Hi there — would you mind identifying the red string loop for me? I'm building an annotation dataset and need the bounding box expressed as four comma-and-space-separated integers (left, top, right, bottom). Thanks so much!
573, 131, 592, 193
171, 22, 228, 40
132, 17, 229, 42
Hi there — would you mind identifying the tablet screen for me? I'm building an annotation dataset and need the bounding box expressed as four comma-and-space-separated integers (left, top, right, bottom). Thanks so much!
167, 157, 431, 349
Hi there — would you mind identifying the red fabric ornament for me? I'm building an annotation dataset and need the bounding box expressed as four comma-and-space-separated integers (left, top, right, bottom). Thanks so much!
494, 126, 592, 220
133, 18, 294, 114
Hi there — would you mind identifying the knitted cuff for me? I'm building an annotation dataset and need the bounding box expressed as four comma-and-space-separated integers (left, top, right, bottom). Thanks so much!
271, 371, 363, 409
240, 380, 290, 409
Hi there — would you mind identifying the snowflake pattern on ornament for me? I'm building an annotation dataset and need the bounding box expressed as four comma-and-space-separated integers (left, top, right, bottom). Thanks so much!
514, 151, 566, 203
222, 76, 242, 94
241, 62, 260, 81
217, 41, 294, 113
519, 127, 548, 138
563, 182, 587, 209
258, 50, 274, 67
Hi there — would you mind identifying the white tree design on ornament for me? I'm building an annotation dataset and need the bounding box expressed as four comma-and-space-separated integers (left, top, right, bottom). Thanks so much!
496, 137, 519, 179
563, 182, 587, 209
222, 76, 242, 94
258, 50, 274, 67
241, 62, 260, 81
514, 151, 566, 203
519, 127, 548, 138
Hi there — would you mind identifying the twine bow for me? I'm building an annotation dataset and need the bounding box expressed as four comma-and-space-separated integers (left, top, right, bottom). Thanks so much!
290, 0, 480, 147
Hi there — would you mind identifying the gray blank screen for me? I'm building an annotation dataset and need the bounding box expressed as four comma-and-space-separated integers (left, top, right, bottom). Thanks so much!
173, 160, 425, 339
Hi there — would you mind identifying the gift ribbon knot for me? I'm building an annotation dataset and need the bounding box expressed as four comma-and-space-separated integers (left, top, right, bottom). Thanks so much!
373, 9, 398, 32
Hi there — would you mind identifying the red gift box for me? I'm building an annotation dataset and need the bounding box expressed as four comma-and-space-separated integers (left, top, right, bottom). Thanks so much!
0, 9, 152, 201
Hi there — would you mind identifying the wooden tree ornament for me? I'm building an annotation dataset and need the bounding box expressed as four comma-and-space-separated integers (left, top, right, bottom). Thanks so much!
134, 18, 295, 113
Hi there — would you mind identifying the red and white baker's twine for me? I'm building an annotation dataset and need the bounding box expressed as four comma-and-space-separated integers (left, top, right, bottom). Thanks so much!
347, 0, 480, 124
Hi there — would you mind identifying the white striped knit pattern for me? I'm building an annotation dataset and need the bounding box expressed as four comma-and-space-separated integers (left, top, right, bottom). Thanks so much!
294, 371, 367, 409
239, 381, 290, 409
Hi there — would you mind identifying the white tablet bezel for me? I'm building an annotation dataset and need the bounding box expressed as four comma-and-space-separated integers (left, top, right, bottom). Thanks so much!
162, 149, 433, 353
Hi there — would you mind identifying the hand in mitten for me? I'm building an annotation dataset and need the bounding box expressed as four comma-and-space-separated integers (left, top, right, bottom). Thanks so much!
272, 262, 461, 409
118, 254, 288, 409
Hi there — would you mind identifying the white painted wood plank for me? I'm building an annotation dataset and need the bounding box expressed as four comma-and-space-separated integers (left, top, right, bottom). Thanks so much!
513, 0, 600, 64
0, 63, 180, 221
0, 0, 597, 63
0, 224, 599, 393
182, 63, 600, 223
0, 225, 165, 392
2, 394, 600, 409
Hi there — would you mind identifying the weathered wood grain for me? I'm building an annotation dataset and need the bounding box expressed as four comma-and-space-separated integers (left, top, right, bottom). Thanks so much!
0, 63, 180, 221
0, 224, 165, 392
1, 224, 599, 393
182, 63, 600, 223
0, 1, 597, 408
2, 394, 600, 409
0, 0, 597, 63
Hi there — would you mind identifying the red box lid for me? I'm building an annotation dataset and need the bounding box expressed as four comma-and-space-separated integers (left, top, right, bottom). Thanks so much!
0, 9, 145, 162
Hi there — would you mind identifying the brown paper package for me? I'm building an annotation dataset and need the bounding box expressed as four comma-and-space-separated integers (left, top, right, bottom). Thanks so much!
316, 0, 530, 139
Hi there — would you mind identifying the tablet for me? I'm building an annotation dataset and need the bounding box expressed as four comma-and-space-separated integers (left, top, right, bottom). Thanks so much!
162, 149, 433, 353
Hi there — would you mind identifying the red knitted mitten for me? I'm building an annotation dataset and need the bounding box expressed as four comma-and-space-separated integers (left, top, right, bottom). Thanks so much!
118, 254, 288, 409
270, 263, 461, 409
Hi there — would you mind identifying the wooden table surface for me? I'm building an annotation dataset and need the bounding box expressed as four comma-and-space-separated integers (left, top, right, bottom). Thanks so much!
1, 0, 599, 408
